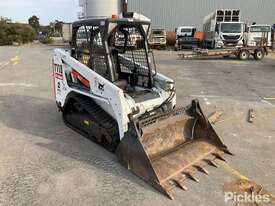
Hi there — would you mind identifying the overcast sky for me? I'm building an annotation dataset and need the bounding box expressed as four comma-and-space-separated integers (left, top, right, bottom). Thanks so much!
0, 0, 80, 25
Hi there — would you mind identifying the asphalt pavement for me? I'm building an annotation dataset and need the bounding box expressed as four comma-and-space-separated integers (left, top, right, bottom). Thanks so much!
0, 45, 274, 206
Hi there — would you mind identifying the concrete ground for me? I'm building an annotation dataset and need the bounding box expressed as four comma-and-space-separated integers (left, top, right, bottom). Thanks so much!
0, 45, 274, 206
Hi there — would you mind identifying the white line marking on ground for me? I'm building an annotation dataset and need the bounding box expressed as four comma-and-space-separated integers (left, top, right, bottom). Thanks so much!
191, 95, 212, 105
0, 62, 10, 70
263, 97, 275, 100
177, 77, 197, 81
192, 94, 275, 106
261, 100, 275, 107
190, 94, 221, 98
0, 83, 34, 87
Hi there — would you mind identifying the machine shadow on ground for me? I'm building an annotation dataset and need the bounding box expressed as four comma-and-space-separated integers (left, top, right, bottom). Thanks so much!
0, 95, 158, 194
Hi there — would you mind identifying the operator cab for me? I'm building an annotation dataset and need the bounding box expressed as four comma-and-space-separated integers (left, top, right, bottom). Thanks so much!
70, 15, 157, 99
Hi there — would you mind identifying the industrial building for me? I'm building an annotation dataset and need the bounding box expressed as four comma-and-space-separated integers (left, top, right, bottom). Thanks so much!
129, 0, 275, 30
79, 0, 275, 31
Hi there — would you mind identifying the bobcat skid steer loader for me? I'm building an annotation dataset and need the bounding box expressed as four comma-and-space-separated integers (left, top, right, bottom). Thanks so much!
53, 12, 231, 199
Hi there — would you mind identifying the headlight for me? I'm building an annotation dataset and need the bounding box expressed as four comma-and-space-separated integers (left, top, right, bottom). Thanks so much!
237, 40, 244, 46
217, 41, 224, 47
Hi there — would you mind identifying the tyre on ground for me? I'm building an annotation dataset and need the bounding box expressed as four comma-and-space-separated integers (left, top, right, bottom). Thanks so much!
253, 49, 265, 60
238, 49, 250, 60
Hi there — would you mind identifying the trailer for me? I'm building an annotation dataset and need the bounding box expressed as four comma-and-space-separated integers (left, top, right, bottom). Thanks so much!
178, 46, 268, 60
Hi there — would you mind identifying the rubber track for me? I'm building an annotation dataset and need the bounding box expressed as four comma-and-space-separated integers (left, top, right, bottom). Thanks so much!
65, 94, 120, 151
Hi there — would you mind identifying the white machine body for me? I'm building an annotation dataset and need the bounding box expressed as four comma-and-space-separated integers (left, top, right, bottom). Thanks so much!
53, 49, 175, 140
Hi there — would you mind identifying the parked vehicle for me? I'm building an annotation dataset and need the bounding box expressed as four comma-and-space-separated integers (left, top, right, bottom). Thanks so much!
178, 46, 268, 61
203, 9, 244, 48
149, 29, 167, 49
175, 26, 200, 50
194, 31, 204, 41
244, 24, 272, 47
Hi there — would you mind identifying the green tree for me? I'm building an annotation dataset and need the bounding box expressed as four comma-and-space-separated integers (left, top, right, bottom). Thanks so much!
0, 16, 11, 23
40, 25, 52, 36
54, 20, 63, 34
49, 22, 55, 34
0, 22, 36, 45
28, 15, 40, 33
0, 16, 36, 45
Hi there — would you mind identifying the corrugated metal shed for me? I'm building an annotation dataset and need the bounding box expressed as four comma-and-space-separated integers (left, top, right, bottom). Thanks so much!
128, 0, 275, 31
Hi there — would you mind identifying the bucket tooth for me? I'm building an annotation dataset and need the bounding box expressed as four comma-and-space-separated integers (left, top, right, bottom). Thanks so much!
184, 172, 200, 183
213, 153, 227, 162
223, 148, 234, 156
194, 165, 210, 175
162, 182, 175, 199
165, 190, 174, 200
204, 159, 219, 168
175, 180, 188, 191
172, 176, 188, 191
